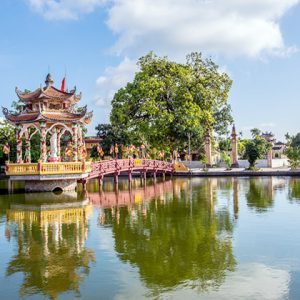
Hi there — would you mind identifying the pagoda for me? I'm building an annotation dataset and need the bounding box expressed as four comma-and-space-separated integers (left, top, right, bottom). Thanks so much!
2, 74, 92, 163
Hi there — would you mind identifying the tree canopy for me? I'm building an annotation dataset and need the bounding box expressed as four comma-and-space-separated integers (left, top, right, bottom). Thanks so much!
110, 52, 233, 152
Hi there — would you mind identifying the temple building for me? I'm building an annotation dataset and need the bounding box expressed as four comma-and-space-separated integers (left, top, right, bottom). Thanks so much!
2, 74, 92, 163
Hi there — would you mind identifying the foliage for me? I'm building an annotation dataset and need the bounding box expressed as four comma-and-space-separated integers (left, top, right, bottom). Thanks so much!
246, 179, 274, 213
250, 128, 261, 139
101, 180, 236, 293
0, 121, 16, 165
218, 138, 231, 152
285, 133, 300, 169
244, 135, 271, 169
286, 132, 300, 148
95, 123, 131, 155
110, 52, 233, 152
221, 151, 232, 169
285, 146, 300, 169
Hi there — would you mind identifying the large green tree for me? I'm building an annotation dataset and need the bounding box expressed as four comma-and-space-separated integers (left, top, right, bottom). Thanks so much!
110, 52, 233, 152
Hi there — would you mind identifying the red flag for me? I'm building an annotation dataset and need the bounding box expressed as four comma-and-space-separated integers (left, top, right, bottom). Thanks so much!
61, 77, 65, 91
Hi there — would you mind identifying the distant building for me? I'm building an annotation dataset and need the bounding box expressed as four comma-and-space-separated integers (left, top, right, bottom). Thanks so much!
261, 132, 286, 159
272, 141, 287, 158
84, 137, 101, 158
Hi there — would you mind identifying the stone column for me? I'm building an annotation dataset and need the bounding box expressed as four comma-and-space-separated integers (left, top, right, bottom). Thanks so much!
57, 129, 63, 161
40, 122, 47, 162
16, 125, 23, 163
204, 129, 212, 167
72, 123, 78, 161
231, 124, 239, 168
24, 129, 31, 163
77, 126, 84, 161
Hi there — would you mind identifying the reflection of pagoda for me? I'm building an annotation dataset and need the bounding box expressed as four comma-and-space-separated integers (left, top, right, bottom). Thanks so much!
5, 197, 94, 299
2, 74, 93, 163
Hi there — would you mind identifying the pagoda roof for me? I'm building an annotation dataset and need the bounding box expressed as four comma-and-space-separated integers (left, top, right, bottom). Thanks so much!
15, 85, 81, 103
2, 106, 92, 125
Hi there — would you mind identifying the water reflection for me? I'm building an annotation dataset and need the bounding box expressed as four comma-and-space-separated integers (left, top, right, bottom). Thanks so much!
5, 192, 94, 299
246, 177, 286, 213
289, 178, 300, 201
93, 178, 236, 296
2, 176, 298, 299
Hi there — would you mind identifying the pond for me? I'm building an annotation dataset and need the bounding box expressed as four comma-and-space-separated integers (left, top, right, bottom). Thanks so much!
0, 176, 300, 299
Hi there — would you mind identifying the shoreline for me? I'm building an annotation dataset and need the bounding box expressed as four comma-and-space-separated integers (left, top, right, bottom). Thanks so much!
174, 168, 300, 177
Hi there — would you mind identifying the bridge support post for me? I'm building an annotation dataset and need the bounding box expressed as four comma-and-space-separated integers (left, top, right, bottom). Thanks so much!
153, 171, 157, 182
98, 176, 103, 187
114, 173, 119, 185
128, 171, 132, 182
141, 171, 146, 181
162, 171, 166, 181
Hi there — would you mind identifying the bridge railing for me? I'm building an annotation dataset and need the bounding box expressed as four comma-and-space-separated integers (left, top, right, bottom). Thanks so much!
6, 161, 91, 176
89, 158, 174, 178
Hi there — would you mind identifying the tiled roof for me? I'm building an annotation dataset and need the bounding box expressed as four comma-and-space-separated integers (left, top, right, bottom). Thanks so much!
15, 86, 81, 103
5, 111, 86, 123
5, 112, 39, 122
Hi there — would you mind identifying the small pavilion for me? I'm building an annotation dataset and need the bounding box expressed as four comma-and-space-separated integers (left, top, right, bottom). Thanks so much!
2, 74, 92, 163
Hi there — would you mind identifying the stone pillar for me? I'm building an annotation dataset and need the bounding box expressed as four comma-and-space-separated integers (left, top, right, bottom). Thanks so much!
49, 127, 59, 162
231, 124, 239, 168
72, 123, 78, 162
77, 126, 84, 161
204, 129, 212, 167
40, 122, 47, 162
16, 125, 23, 163
24, 130, 31, 163
267, 148, 273, 168
57, 129, 63, 161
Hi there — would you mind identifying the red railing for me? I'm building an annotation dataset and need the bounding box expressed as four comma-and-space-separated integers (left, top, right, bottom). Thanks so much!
89, 159, 174, 179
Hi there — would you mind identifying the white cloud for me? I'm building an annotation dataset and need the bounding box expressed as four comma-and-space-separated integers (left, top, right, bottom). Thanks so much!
95, 57, 138, 106
27, 0, 298, 57
27, 0, 107, 20
171, 263, 290, 300
107, 0, 299, 57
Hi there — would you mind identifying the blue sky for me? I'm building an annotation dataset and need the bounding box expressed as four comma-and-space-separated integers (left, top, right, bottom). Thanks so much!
0, 0, 300, 141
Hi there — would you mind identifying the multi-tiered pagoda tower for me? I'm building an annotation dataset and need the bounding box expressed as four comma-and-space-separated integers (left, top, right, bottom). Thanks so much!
2, 74, 92, 163
2, 74, 93, 192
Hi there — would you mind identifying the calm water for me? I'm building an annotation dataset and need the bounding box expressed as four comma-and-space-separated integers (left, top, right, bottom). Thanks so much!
1, 177, 300, 299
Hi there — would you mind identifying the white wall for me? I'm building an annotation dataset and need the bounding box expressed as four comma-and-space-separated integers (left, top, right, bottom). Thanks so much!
238, 159, 289, 168
181, 159, 289, 169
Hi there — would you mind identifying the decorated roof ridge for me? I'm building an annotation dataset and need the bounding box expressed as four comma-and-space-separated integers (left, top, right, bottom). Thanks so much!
15, 86, 82, 102
2, 104, 88, 118
3, 109, 92, 124
15, 74, 81, 102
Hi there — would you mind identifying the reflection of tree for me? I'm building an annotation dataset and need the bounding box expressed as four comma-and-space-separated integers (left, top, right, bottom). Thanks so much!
246, 179, 274, 212
101, 180, 236, 294
6, 202, 94, 299
288, 178, 300, 201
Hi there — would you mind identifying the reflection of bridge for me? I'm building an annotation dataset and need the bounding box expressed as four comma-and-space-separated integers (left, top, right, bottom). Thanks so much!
6, 159, 174, 192
89, 180, 175, 208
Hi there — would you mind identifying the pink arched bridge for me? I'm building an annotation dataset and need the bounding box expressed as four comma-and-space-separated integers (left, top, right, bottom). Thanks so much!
87, 158, 174, 185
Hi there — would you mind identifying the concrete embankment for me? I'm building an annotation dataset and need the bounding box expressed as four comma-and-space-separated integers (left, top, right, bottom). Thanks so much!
174, 168, 300, 177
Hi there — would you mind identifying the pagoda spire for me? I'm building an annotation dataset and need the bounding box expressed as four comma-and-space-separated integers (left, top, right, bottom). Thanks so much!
45, 73, 54, 87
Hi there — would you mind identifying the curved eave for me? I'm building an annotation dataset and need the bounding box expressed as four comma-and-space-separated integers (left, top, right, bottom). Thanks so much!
4, 112, 41, 124
15, 87, 42, 102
